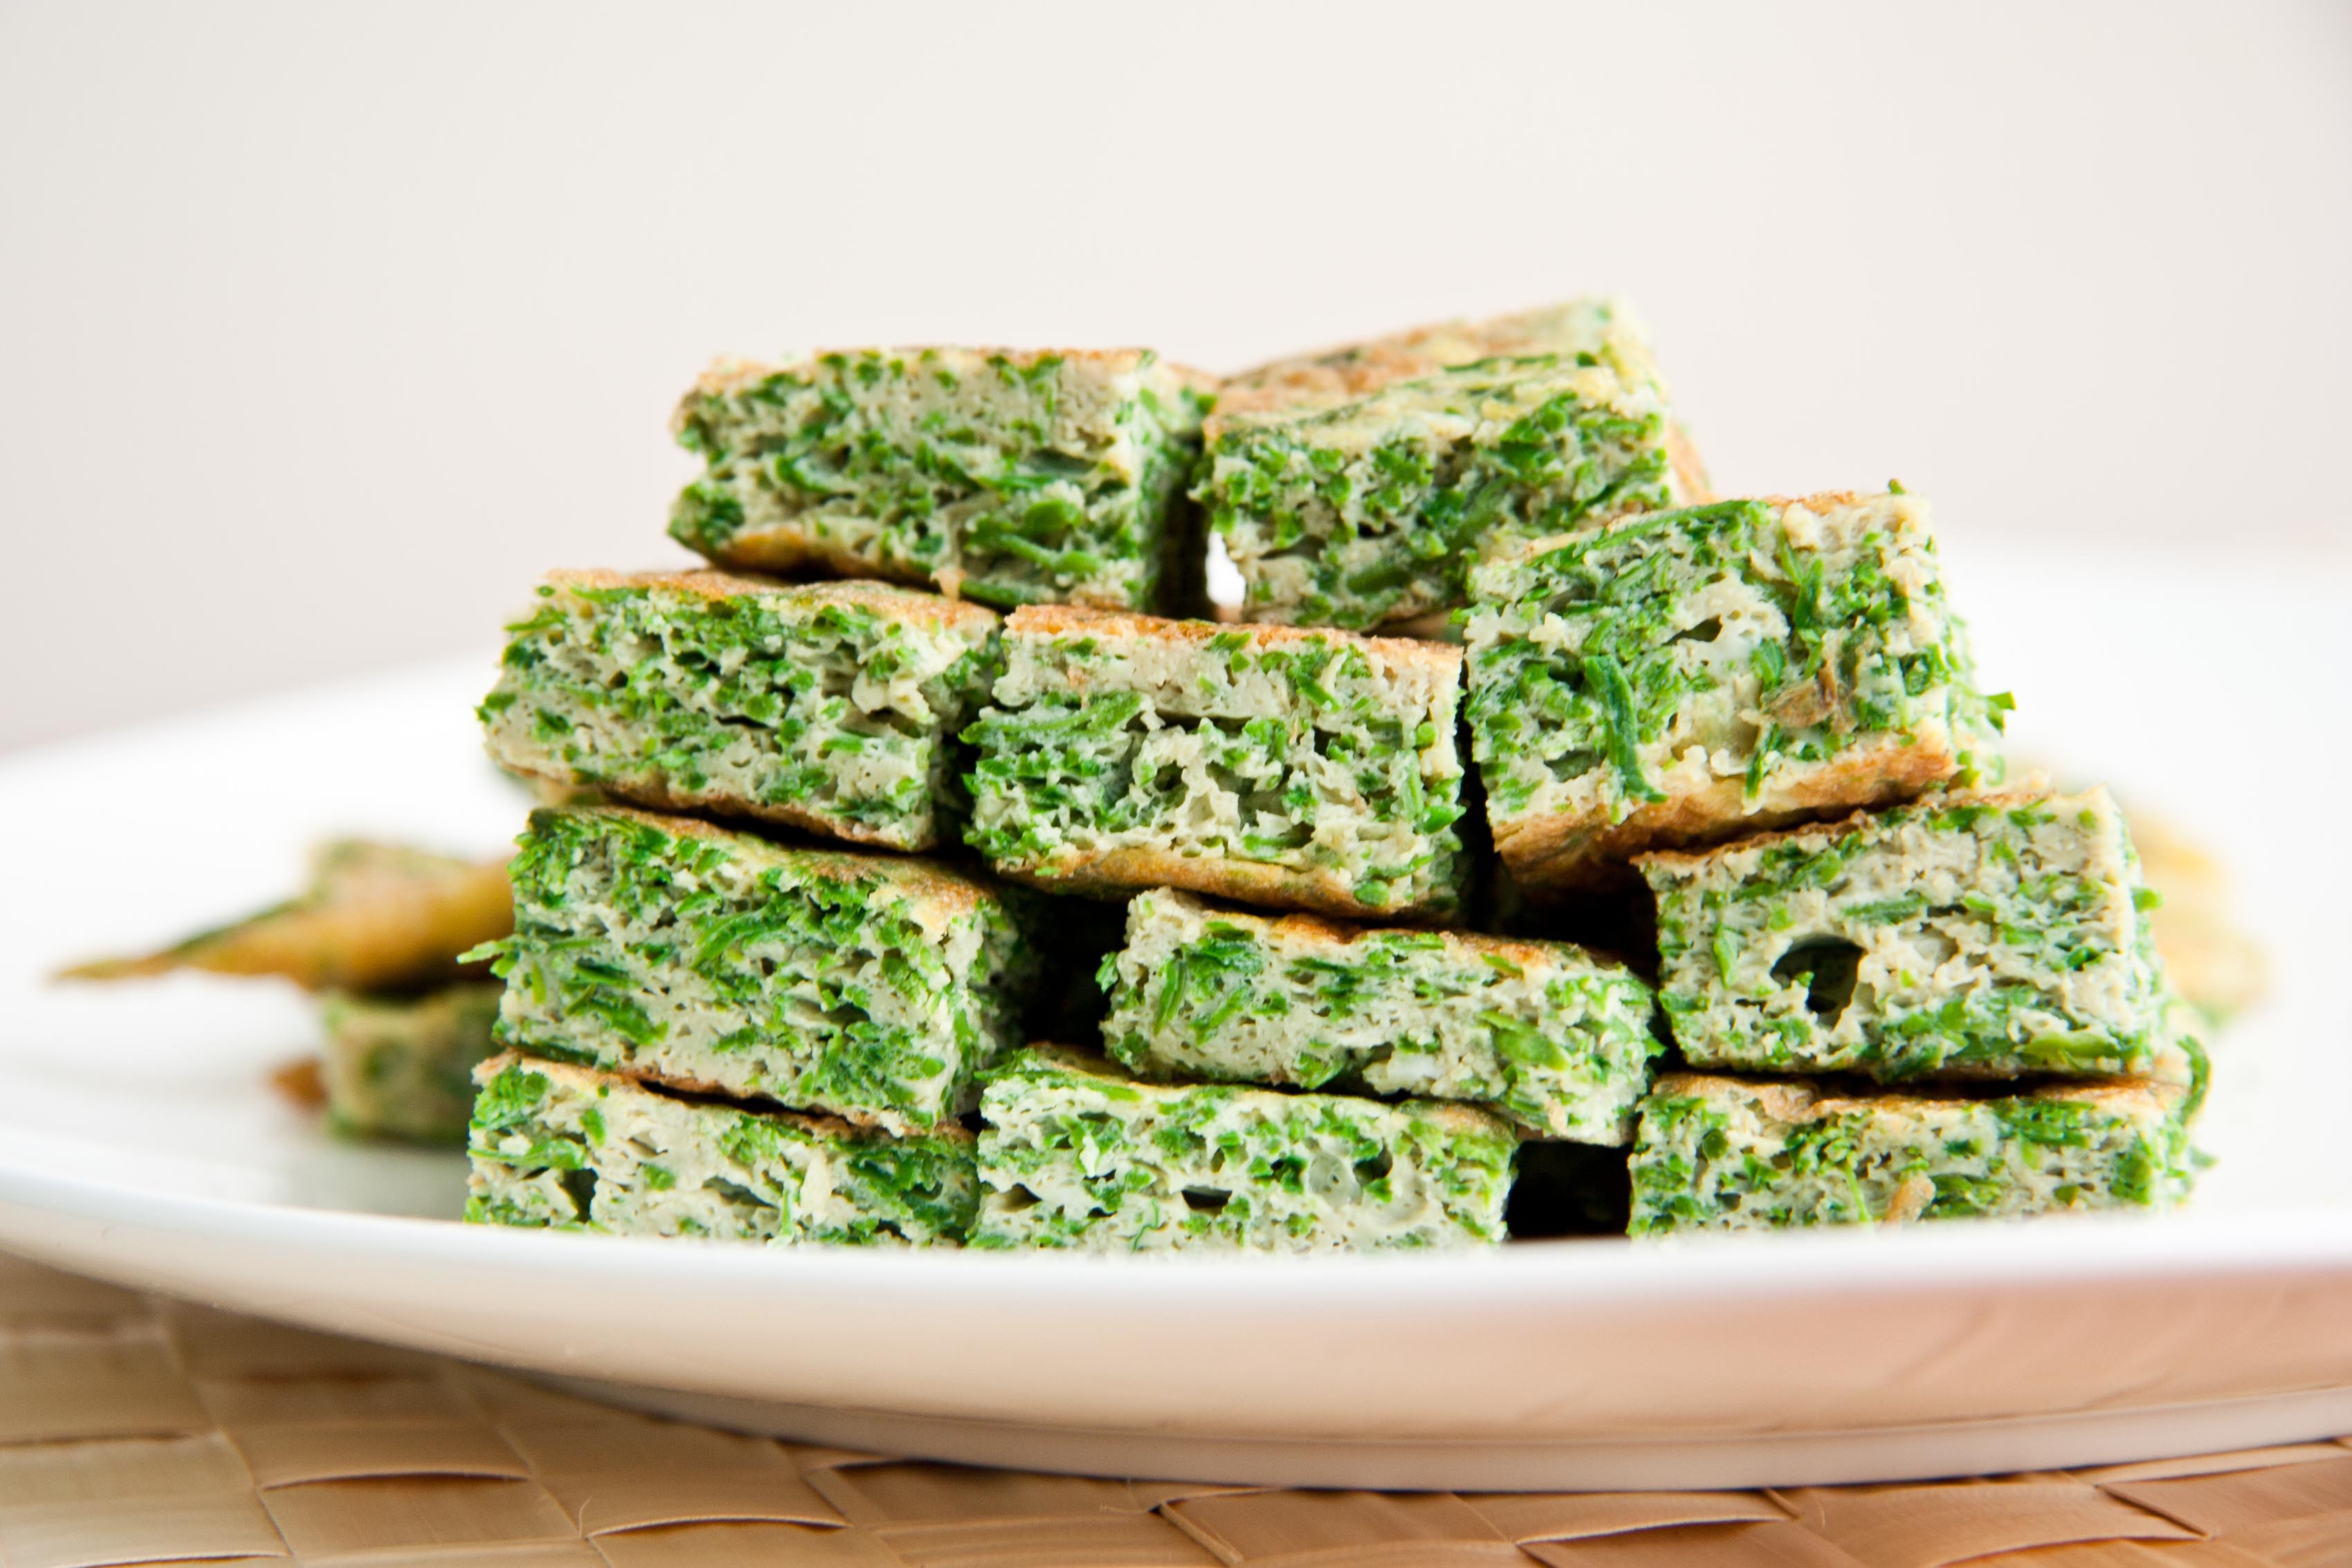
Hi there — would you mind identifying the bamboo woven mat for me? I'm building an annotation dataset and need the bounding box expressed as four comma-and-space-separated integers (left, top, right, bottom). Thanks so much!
5, 1252, 2349, 1568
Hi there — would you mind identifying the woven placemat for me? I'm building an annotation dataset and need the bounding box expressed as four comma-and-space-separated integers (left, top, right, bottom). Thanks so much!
4, 1251, 2349, 1568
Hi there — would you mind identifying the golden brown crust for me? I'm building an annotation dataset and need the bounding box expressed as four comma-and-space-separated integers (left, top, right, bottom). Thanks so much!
1209, 344, 1441, 428
270, 1057, 327, 1110
1016, 1043, 1509, 1135
685, 349, 1211, 405
645, 528, 1017, 608
1213, 304, 1618, 426
1666, 423, 1714, 503
1501, 732, 1962, 892
1652, 1068, 2180, 1123
1001, 846, 1457, 925
1169, 893, 1609, 974
684, 530, 1142, 610
543, 569, 1001, 635
1651, 1071, 1823, 1122
1162, 360, 1222, 399
1410, 1098, 1525, 1138
549, 565, 784, 598
491, 757, 935, 853
1758, 489, 1877, 513
568, 805, 996, 919
58, 848, 512, 992
473, 1050, 976, 1144
1005, 603, 1464, 683
2041, 1077, 2181, 1116
1205, 300, 1675, 442
1497, 491, 1890, 572
1627, 783, 2052, 879
671, 525, 897, 583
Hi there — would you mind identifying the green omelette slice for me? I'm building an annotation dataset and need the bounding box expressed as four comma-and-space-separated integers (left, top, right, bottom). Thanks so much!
671, 347, 1212, 614
1100, 888, 1660, 1141
963, 605, 1468, 921
482, 570, 1000, 852
468, 1052, 976, 1246
974, 1046, 1517, 1252
473, 805, 1032, 1133
1628, 1064, 2196, 1235
318, 983, 502, 1144
1640, 787, 2171, 1082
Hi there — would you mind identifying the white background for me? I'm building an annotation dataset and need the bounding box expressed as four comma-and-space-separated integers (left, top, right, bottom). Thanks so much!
3, 0, 2348, 750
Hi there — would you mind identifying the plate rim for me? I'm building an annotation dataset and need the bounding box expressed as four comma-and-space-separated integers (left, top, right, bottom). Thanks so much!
10, 1154, 2352, 1306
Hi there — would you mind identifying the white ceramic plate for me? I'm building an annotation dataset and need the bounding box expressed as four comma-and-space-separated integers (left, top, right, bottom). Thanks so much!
3, 540, 2349, 1490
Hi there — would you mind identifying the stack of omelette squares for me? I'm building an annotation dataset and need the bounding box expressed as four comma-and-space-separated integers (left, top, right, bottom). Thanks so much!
459, 304, 2206, 1251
